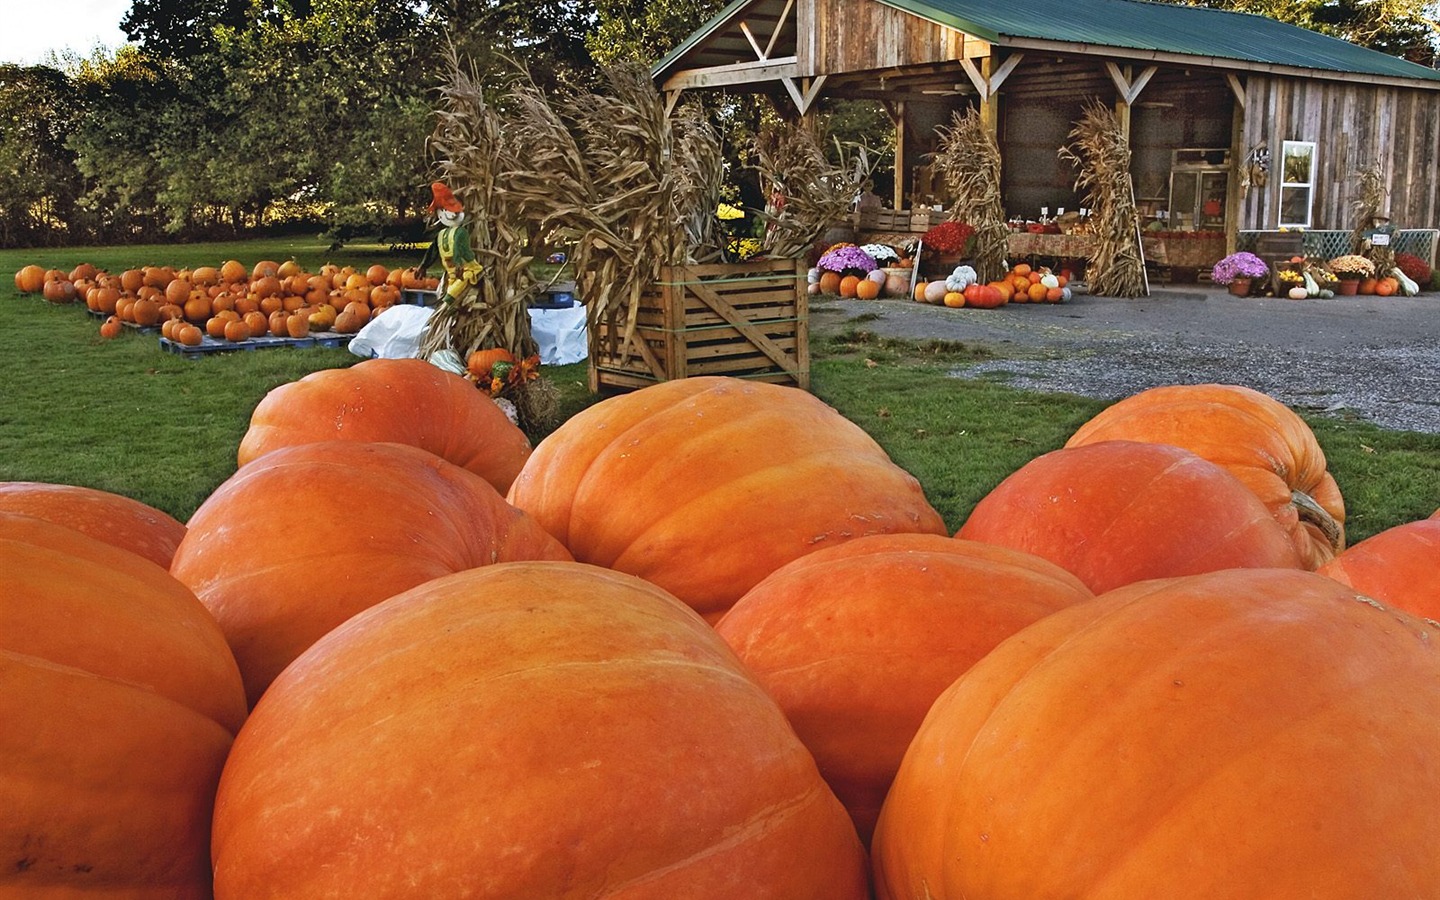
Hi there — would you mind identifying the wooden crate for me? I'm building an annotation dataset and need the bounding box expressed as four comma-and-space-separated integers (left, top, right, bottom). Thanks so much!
589, 259, 808, 392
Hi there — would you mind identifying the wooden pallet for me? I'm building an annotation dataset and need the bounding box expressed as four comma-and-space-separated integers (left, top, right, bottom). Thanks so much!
590, 259, 808, 392
159, 332, 350, 358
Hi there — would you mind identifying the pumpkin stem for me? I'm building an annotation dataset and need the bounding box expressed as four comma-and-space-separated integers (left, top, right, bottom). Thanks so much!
1292, 489, 1344, 553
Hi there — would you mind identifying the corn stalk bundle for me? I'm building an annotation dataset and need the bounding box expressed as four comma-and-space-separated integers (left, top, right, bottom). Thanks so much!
423, 50, 540, 361
1348, 163, 1394, 270
492, 64, 724, 354
750, 124, 855, 259
1060, 101, 1146, 298
932, 108, 1008, 283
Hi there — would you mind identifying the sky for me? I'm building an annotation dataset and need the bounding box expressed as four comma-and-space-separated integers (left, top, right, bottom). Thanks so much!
1, 0, 132, 66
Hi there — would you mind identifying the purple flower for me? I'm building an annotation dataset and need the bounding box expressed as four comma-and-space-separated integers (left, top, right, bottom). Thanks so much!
1211, 252, 1269, 285
817, 246, 879, 275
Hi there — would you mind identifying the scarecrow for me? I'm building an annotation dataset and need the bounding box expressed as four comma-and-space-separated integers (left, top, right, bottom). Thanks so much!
417, 181, 484, 303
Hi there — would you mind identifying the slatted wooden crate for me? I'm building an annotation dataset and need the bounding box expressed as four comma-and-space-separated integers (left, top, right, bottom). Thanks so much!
589, 259, 808, 393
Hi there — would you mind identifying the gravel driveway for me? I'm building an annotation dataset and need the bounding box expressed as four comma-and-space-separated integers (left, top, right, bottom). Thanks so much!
811, 286, 1440, 434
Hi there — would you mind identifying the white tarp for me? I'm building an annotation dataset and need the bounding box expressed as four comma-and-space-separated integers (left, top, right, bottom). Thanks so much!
349, 304, 588, 365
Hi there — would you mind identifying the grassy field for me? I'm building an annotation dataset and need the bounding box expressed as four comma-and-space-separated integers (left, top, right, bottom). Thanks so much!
3, 237, 1438, 542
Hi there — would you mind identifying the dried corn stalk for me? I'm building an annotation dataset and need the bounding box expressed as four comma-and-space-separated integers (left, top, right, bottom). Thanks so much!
1349, 163, 1394, 271
492, 64, 725, 354
424, 49, 540, 362
750, 124, 857, 259
932, 108, 1008, 284
1060, 101, 1146, 298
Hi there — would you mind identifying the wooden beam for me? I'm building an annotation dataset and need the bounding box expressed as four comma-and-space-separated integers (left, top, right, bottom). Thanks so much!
778, 74, 827, 116
663, 57, 799, 91
1225, 72, 1247, 109
959, 53, 1023, 102
665, 90, 682, 117
764, 0, 794, 59
1104, 61, 1157, 104
894, 100, 907, 211
739, 20, 766, 60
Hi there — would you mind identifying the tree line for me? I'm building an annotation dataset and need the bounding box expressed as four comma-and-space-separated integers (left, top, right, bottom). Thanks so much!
1, 0, 1434, 249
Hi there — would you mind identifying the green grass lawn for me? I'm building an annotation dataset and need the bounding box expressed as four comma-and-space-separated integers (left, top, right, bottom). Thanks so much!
3, 238, 1438, 542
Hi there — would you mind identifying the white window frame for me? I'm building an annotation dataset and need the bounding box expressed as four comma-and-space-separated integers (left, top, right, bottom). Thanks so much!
1278, 140, 1317, 228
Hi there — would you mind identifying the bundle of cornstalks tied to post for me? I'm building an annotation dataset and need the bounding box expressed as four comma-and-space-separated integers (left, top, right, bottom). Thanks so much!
1349, 164, 1395, 273
932, 108, 1009, 284
426, 48, 554, 434
493, 62, 728, 367
749, 124, 869, 260
1060, 100, 1147, 298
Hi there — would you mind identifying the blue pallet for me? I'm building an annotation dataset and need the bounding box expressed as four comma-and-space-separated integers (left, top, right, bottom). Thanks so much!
159, 331, 350, 358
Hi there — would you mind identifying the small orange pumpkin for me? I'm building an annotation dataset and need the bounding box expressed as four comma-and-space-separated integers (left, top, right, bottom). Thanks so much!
99, 315, 123, 339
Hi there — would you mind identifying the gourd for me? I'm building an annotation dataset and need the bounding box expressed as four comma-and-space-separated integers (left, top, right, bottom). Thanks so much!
172, 440, 571, 705
1392, 266, 1420, 296
873, 568, 1440, 899
1318, 517, 1440, 619
238, 357, 532, 494
212, 562, 869, 899
0, 481, 186, 568
957, 441, 1302, 593
944, 265, 977, 293
923, 280, 949, 303
506, 377, 948, 621
1064, 383, 1346, 568
1303, 270, 1321, 297
1, 512, 245, 897
715, 534, 1091, 844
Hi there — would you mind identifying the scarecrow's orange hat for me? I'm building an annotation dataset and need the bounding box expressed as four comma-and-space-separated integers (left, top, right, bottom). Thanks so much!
428, 182, 463, 214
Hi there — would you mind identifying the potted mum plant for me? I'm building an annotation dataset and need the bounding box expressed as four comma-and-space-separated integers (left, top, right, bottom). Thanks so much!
1327, 255, 1375, 294
1211, 252, 1269, 297
918, 220, 976, 276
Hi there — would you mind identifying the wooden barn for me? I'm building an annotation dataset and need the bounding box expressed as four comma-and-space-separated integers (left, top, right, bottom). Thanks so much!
653, 0, 1440, 269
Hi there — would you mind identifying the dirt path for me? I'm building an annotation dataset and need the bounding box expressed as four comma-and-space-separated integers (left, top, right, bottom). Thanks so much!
811, 286, 1440, 433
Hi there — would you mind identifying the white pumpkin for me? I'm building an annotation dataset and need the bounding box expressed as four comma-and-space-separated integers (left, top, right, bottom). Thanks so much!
944, 265, 977, 293
1288, 286, 1308, 300
806, 267, 820, 284
867, 269, 887, 285
1039, 273, 1060, 289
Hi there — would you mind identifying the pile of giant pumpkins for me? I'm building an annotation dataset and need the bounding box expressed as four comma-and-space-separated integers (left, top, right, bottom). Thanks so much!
12, 260, 439, 343
4, 362, 1439, 898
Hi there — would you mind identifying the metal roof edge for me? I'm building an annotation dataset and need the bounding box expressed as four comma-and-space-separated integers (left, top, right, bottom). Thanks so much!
872, 0, 1000, 42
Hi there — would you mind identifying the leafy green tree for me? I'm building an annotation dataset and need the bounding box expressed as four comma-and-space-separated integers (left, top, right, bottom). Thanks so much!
587, 0, 726, 66
0, 65, 86, 247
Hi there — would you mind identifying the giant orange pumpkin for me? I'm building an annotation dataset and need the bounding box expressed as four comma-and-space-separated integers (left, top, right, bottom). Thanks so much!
172, 441, 570, 705
1, 512, 245, 897
211, 562, 869, 898
873, 568, 1440, 898
1318, 517, 1440, 619
507, 377, 948, 621
237, 357, 532, 495
715, 534, 1092, 843
957, 440, 1302, 593
0, 481, 186, 569
1065, 383, 1346, 568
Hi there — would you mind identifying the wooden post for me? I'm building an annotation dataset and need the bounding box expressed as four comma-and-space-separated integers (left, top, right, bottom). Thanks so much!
1226, 76, 1246, 255
979, 57, 999, 137
891, 100, 907, 210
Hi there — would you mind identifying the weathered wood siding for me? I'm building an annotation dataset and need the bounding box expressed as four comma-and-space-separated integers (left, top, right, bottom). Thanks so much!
799, 0, 966, 76
1239, 75, 1440, 230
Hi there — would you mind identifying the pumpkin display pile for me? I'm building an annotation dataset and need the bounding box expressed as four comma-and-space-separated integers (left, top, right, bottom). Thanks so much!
13, 259, 439, 343
4, 365, 1440, 897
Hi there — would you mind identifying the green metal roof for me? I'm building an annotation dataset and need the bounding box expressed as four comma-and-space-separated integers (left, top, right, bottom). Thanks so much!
655, 0, 1440, 85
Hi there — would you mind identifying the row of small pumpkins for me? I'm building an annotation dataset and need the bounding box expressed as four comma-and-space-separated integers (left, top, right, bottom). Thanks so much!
4, 361, 1439, 898
809, 261, 1075, 309
14, 260, 439, 343
913, 262, 1074, 308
